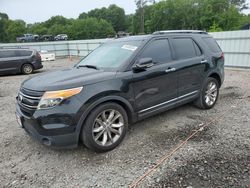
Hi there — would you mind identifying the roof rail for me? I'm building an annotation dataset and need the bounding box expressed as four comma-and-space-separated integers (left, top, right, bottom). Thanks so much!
153, 30, 208, 35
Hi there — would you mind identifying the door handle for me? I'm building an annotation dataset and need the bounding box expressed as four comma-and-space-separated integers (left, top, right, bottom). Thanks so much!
201, 60, 208, 64
165, 68, 176, 73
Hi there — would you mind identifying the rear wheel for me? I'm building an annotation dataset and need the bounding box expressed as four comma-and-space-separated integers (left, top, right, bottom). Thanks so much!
81, 102, 128, 152
21, 64, 33, 75
194, 77, 219, 109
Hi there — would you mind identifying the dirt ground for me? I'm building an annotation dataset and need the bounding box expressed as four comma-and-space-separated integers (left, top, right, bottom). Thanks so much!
0, 59, 249, 188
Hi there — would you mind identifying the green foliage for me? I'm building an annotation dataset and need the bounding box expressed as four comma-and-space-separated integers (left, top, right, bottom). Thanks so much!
68, 18, 115, 40
209, 21, 223, 32
81, 4, 126, 32
6, 20, 26, 42
142, 0, 247, 32
27, 23, 48, 35
0, 0, 249, 43
0, 13, 9, 42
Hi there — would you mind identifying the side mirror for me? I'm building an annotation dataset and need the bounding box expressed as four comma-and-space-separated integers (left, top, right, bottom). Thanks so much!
133, 58, 154, 71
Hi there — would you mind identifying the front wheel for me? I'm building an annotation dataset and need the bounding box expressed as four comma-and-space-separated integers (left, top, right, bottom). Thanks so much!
81, 102, 128, 152
194, 77, 219, 109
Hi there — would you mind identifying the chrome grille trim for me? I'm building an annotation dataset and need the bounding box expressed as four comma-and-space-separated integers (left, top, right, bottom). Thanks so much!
19, 91, 42, 100
19, 102, 38, 109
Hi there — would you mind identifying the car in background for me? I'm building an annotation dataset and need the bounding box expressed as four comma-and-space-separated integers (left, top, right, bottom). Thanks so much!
39, 50, 55, 61
40, 35, 54, 42
16, 34, 39, 43
116, 31, 130, 38
0, 48, 43, 75
54, 34, 68, 41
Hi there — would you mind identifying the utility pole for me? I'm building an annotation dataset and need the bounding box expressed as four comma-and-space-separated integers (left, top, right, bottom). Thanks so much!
135, 0, 155, 34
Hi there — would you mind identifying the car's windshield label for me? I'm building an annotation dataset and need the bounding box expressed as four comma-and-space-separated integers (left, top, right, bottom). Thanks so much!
121, 45, 138, 51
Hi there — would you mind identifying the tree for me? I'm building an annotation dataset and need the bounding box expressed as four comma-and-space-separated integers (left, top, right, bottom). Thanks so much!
106, 4, 126, 32
79, 4, 126, 32
0, 12, 9, 42
44, 16, 69, 28
6, 20, 26, 42
145, 0, 247, 33
68, 17, 115, 40
209, 21, 223, 32
78, 12, 88, 19
27, 23, 48, 35
48, 24, 67, 36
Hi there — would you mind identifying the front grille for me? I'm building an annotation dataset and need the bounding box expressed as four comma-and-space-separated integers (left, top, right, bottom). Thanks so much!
17, 88, 44, 116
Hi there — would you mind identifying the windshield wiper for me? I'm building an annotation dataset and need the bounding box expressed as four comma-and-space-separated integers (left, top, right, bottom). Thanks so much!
77, 65, 99, 70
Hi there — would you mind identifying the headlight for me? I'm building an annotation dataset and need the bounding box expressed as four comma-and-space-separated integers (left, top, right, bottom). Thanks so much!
37, 87, 83, 109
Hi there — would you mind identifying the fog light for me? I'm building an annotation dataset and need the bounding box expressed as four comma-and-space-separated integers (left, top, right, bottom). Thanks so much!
42, 138, 51, 146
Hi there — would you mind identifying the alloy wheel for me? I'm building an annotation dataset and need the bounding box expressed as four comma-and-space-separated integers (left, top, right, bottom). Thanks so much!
92, 109, 124, 147
204, 81, 218, 106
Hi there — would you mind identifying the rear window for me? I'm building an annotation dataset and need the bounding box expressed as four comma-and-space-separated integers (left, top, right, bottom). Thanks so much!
0, 50, 17, 58
202, 37, 221, 53
172, 38, 197, 59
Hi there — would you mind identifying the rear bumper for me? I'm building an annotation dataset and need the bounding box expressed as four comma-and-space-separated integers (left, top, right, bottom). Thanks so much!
32, 60, 43, 70
16, 105, 79, 148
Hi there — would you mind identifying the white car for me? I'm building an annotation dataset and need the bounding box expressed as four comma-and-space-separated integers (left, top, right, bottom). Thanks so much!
39, 50, 55, 61
54, 34, 68, 41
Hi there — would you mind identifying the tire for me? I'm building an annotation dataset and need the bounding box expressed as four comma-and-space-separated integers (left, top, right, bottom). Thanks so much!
81, 102, 128, 153
194, 77, 219, 109
21, 64, 33, 75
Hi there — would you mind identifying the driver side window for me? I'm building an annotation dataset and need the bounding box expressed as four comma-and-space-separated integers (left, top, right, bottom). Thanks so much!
139, 39, 172, 64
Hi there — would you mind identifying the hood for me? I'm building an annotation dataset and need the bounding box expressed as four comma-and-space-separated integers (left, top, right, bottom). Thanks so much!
21, 67, 116, 91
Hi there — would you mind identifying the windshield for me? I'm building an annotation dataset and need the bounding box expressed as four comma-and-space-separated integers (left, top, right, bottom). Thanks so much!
77, 41, 142, 69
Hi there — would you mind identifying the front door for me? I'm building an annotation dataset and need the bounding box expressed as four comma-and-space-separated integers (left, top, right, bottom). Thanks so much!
131, 38, 178, 117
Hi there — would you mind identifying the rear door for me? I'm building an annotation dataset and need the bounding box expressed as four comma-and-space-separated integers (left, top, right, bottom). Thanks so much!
170, 37, 205, 98
0, 50, 20, 74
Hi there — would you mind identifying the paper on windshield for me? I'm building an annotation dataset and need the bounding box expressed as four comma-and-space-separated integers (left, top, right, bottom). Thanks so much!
121, 45, 138, 51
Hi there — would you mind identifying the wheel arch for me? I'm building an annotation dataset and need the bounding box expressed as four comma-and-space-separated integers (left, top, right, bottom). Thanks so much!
20, 62, 34, 72
75, 95, 136, 143
208, 72, 222, 87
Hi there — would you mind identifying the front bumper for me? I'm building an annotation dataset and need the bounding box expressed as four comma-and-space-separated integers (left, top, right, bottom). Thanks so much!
16, 105, 79, 148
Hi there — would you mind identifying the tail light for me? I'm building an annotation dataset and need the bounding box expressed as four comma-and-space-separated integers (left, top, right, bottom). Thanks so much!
36, 52, 41, 60
221, 52, 224, 61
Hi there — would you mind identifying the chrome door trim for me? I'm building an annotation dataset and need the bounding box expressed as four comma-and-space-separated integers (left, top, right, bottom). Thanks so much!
139, 90, 199, 113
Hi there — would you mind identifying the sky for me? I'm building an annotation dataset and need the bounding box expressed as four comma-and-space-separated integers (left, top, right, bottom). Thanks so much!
0, 0, 250, 24
0, 0, 137, 23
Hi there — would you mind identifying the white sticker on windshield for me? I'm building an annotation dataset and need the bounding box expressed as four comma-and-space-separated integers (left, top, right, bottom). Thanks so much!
121, 45, 138, 51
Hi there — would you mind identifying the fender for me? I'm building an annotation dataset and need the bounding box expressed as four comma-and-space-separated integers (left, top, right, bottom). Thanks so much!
207, 70, 223, 87
75, 95, 136, 142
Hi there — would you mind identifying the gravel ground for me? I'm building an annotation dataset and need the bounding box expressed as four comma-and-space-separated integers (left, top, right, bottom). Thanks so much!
0, 59, 249, 188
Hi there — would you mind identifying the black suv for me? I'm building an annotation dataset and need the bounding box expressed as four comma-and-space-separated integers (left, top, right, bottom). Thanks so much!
0, 48, 43, 75
16, 30, 224, 152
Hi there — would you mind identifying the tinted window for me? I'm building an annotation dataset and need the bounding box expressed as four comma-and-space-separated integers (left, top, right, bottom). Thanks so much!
139, 39, 172, 63
203, 37, 221, 53
173, 38, 197, 59
0, 50, 16, 58
18, 50, 32, 56
193, 41, 202, 56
